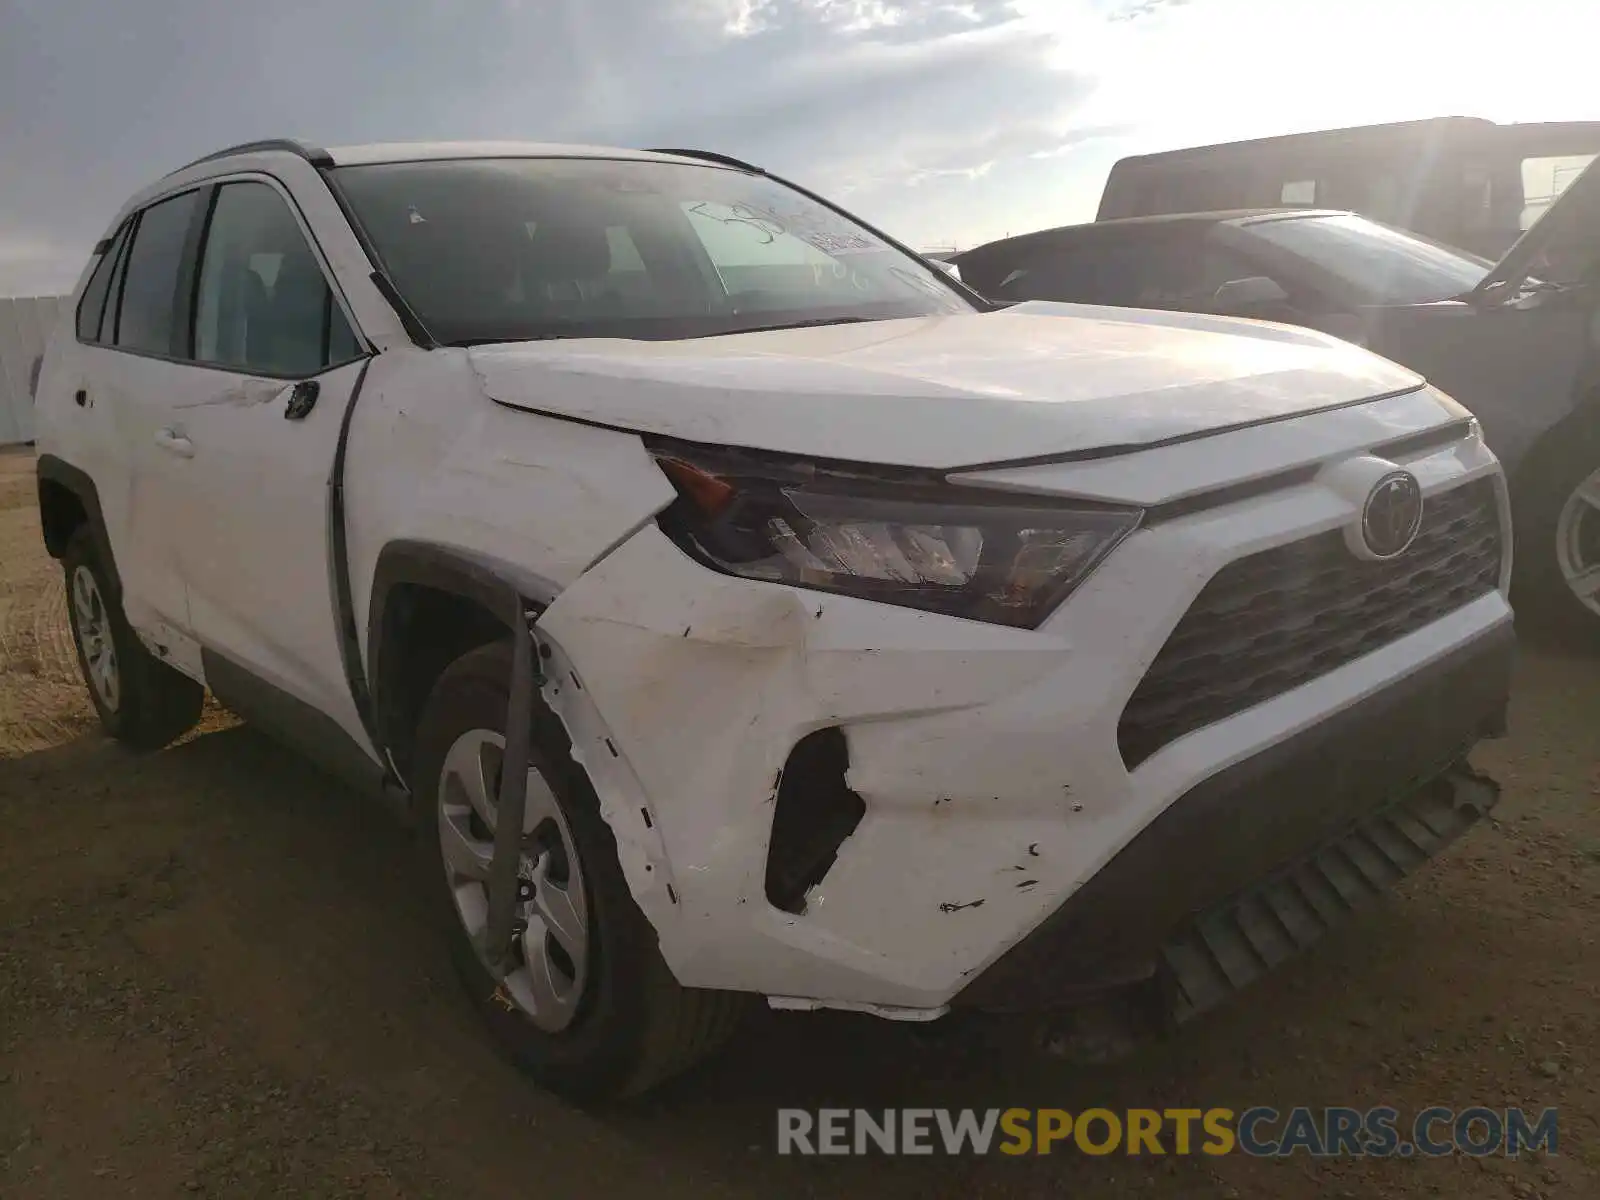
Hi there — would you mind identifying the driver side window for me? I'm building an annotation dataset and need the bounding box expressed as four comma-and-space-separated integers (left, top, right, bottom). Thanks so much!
193, 182, 361, 377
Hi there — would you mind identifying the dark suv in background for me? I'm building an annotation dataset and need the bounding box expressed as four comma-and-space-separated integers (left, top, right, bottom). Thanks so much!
955, 162, 1600, 641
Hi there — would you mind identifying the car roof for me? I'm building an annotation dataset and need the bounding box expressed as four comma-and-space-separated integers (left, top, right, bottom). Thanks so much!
321, 141, 718, 168
161, 137, 748, 177
955, 208, 1353, 263
100, 138, 760, 240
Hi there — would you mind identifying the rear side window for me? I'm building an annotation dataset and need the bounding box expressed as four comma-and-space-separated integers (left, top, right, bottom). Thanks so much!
192, 181, 360, 377
116, 190, 204, 356
75, 223, 131, 342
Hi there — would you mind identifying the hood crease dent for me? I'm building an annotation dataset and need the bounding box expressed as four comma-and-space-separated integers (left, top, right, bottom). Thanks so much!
470, 304, 1424, 469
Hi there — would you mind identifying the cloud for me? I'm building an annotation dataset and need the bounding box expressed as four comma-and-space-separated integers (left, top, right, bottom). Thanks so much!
0, 0, 1104, 292
5, 0, 1592, 293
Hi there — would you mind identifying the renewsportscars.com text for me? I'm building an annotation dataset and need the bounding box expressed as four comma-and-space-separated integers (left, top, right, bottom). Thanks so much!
775, 1106, 1559, 1157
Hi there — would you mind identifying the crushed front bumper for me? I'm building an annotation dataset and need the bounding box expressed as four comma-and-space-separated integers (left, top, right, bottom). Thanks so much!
955, 621, 1512, 1013
534, 410, 1512, 1012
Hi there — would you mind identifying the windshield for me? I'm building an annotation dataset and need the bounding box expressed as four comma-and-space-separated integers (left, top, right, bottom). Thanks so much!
331, 157, 973, 345
1240, 213, 1491, 304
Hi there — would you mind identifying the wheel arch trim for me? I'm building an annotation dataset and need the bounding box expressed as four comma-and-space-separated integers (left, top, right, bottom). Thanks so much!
35, 455, 121, 598
364, 540, 559, 767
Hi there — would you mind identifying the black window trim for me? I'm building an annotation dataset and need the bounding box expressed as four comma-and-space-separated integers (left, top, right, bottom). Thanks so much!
101, 185, 209, 358
103, 217, 137, 345
73, 170, 373, 382
74, 218, 132, 344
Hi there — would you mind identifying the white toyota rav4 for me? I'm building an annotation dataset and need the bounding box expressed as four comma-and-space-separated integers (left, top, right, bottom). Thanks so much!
34, 139, 1514, 1099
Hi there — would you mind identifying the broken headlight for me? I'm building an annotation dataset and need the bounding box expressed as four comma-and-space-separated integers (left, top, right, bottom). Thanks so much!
651, 447, 1141, 629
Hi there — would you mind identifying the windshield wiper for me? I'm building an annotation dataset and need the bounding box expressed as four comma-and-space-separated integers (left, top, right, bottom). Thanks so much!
706, 316, 875, 338
445, 333, 591, 348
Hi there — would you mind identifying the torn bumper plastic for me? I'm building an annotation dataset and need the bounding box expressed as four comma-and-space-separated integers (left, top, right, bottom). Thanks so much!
1160, 759, 1500, 1028
956, 622, 1512, 1010
533, 436, 1513, 1013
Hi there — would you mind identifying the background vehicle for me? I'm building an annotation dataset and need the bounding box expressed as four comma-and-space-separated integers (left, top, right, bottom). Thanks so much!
33, 138, 1513, 1101
1098, 116, 1600, 259
956, 166, 1600, 639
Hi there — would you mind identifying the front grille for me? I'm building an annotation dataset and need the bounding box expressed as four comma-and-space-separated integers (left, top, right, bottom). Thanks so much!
1118, 477, 1502, 769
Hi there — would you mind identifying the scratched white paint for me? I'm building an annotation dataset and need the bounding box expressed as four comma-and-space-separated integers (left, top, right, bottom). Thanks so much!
535, 434, 1509, 1009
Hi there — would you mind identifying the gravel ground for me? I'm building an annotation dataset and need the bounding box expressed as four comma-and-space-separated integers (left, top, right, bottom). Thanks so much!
2, 444, 1597, 1199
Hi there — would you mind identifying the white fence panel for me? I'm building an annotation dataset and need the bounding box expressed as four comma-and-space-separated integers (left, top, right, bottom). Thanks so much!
0, 295, 67, 445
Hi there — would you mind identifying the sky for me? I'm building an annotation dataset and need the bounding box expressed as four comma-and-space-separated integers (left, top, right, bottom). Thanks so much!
2, 0, 1599, 296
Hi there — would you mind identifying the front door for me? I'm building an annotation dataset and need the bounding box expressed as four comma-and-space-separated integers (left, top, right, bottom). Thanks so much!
168, 178, 374, 754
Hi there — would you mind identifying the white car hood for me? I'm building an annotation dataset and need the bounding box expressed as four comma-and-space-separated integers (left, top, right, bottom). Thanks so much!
469, 301, 1424, 469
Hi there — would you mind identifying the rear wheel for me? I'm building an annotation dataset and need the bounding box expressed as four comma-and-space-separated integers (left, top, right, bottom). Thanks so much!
62, 529, 204, 750
1512, 419, 1600, 647
413, 641, 747, 1100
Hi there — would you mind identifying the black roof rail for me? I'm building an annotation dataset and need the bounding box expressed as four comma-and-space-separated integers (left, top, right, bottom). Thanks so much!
165, 138, 334, 178
646, 147, 762, 173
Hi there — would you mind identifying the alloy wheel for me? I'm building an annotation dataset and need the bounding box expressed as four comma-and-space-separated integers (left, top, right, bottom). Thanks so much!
71, 565, 120, 712
436, 727, 590, 1032
1555, 465, 1600, 618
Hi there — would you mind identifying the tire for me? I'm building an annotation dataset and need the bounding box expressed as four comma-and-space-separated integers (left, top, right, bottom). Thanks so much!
413, 641, 747, 1101
62, 528, 205, 750
1511, 416, 1600, 649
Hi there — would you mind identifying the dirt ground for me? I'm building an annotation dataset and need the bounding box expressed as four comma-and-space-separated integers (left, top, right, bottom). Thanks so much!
1, 444, 1596, 1199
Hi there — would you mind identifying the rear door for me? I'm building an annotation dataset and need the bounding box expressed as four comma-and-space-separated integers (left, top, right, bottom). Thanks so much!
165, 177, 374, 752
80, 187, 213, 668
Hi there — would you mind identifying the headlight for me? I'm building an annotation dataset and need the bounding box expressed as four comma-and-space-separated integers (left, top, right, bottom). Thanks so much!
651, 446, 1141, 628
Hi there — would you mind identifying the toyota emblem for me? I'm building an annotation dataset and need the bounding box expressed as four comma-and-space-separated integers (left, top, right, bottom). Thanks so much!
1361, 471, 1424, 558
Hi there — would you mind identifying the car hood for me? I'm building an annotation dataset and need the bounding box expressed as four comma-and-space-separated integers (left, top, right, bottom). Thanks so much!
469, 301, 1423, 469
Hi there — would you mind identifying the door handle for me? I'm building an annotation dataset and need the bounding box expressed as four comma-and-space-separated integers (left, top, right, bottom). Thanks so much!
153, 428, 195, 458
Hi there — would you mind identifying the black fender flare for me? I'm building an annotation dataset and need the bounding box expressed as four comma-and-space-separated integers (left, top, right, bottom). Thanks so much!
364, 539, 559, 759
35, 454, 121, 599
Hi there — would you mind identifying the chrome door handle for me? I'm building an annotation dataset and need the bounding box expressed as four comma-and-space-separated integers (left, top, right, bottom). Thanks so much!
153, 428, 195, 458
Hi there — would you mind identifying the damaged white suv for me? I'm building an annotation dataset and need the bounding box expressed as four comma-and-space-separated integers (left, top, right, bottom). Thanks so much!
34, 139, 1515, 1099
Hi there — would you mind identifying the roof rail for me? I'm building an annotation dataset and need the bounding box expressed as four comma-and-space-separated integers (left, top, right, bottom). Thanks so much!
165, 138, 334, 178
646, 147, 762, 173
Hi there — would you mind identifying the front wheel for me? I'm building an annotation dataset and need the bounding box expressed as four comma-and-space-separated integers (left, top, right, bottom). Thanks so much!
412, 641, 747, 1100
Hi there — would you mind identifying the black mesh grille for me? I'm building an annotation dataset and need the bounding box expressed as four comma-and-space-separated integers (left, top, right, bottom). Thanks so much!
1118, 477, 1503, 769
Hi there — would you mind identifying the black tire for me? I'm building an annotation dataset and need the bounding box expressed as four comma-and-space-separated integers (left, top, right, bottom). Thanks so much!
413, 641, 748, 1101
1510, 415, 1600, 649
62, 528, 205, 750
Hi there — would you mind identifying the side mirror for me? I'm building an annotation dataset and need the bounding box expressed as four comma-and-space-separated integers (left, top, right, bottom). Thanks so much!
929, 257, 963, 284
1212, 275, 1290, 314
